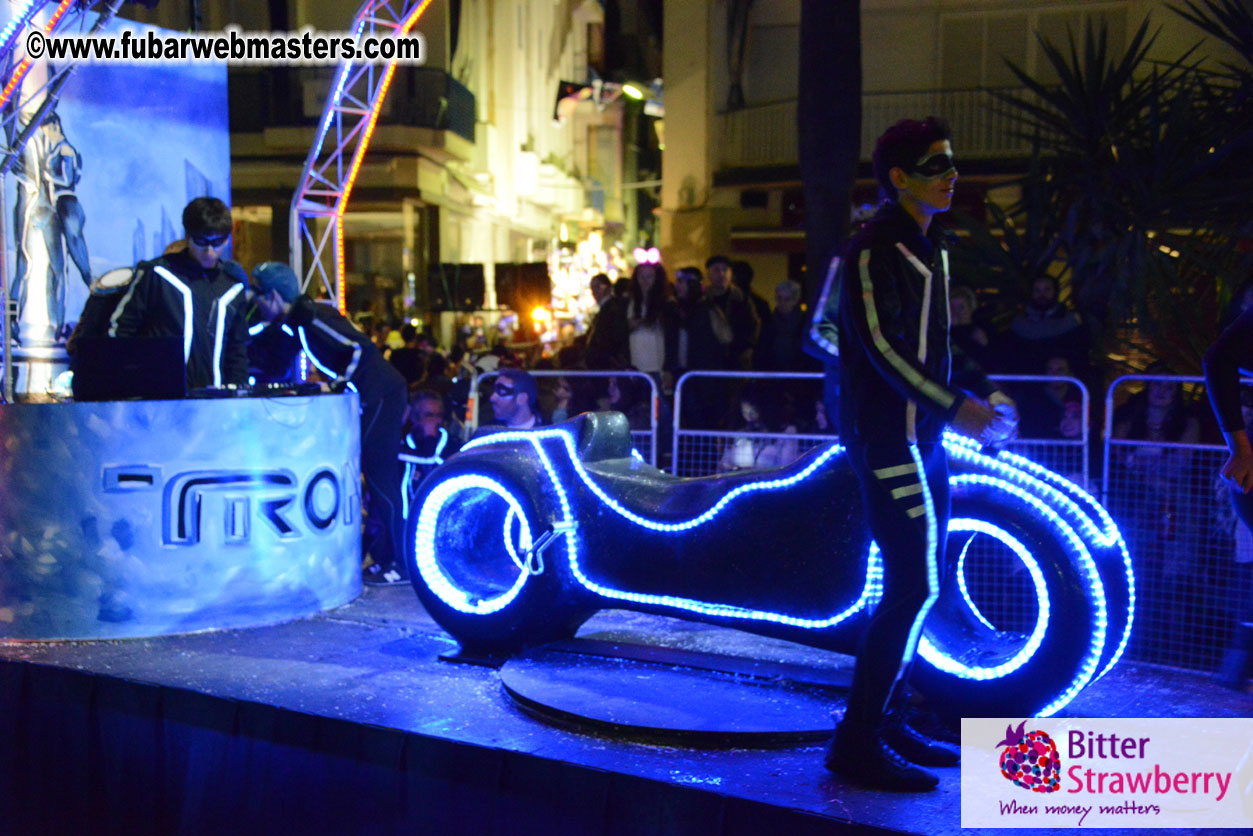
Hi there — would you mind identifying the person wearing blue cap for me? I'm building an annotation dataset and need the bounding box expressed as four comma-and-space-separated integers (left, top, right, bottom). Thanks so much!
249, 261, 410, 586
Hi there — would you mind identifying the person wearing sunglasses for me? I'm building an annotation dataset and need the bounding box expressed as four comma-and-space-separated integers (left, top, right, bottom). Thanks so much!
824, 117, 1017, 792
487, 368, 541, 430
247, 261, 410, 586
106, 197, 248, 390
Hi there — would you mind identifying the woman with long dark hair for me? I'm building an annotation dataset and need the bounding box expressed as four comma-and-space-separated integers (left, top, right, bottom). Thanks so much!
627, 261, 677, 377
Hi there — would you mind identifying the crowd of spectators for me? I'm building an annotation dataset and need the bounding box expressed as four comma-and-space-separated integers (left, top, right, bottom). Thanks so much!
381, 256, 1244, 472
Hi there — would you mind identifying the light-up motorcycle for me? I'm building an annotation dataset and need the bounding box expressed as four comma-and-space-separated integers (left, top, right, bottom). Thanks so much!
406, 412, 1133, 718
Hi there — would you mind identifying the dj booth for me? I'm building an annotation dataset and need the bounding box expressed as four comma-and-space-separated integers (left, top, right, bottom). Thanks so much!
0, 392, 362, 640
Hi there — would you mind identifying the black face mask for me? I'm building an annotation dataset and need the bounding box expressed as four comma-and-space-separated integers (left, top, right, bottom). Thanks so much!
908, 150, 957, 180
190, 232, 230, 248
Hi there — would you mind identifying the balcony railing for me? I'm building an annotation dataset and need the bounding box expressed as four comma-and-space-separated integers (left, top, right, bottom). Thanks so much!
715, 88, 1036, 171
229, 67, 475, 143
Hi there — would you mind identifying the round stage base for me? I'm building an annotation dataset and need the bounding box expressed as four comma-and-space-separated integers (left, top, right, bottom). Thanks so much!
0, 395, 363, 640
499, 639, 851, 746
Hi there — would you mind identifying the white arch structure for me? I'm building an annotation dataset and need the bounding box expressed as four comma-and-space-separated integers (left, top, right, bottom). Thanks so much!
289, 0, 434, 313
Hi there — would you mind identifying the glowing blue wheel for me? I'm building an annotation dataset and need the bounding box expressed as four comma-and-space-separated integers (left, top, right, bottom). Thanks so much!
915, 479, 1108, 717
406, 461, 594, 654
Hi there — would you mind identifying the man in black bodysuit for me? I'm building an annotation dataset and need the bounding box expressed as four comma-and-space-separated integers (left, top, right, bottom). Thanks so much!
825, 118, 1018, 791
107, 197, 248, 390
250, 261, 409, 586
1204, 306, 1253, 687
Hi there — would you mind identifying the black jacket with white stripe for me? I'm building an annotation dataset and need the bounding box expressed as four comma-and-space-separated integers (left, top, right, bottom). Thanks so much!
837, 201, 996, 445
282, 295, 405, 407
108, 251, 249, 390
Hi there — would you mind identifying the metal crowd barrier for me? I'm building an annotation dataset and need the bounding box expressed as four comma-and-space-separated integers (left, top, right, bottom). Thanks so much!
1102, 374, 1249, 674
670, 371, 1091, 489
989, 374, 1091, 490
467, 368, 661, 468
670, 371, 827, 477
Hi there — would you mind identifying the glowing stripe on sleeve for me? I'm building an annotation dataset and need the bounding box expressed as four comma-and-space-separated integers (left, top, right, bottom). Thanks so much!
248, 322, 267, 337
107, 269, 143, 337
282, 324, 294, 337
153, 266, 195, 361
941, 249, 952, 382
311, 316, 362, 380
857, 250, 955, 412
895, 243, 933, 286
298, 325, 339, 380
212, 283, 243, 387
908, 244, 932, 444
808, 255, 841, 358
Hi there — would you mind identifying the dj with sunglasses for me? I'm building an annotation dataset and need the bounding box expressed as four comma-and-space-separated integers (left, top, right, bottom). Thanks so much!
106, 197, 249, 390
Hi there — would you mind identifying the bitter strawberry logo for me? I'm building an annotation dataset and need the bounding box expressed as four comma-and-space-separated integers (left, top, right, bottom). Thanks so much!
997, 720, 1061, 793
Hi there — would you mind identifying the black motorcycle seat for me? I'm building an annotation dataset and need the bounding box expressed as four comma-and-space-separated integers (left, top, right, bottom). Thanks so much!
579, 434, 843, 522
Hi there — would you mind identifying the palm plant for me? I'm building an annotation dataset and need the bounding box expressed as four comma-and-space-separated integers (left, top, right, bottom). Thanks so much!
962, 6, 1253, 373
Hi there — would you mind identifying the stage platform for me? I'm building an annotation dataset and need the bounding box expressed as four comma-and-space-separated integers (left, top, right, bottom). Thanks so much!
0, 586, 1247, 836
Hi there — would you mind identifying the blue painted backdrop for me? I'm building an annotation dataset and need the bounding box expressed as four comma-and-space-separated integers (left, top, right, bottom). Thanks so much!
2, 1, 230, 344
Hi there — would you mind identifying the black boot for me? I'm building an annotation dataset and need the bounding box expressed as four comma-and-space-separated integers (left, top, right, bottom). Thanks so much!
825, 718, 939, 792
1217, 623, 1253, 690
883, 711, 960, 766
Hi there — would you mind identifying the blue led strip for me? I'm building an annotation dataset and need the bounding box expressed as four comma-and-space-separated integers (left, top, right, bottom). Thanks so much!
503, 507, 522, 570
954, 533, 995, 632
917, 517, 1049, 681
298, 325, 338, 380
452, 428, 1117, 714
0, 0, 43, 60
512, 433, 886, 627
400, 430, 451, 520
311, 16, 372, 160
413, 474, 531, 614
466, 429, 846, 532
400, 460, 413, 519
943, 433, 1133, 682
944, 473, 1106, 717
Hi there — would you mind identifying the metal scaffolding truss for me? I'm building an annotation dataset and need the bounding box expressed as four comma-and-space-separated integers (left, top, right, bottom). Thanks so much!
290, 0, 434, 313
0, 0, 126, 402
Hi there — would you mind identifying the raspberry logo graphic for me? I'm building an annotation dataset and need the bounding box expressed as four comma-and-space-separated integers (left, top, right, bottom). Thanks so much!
997, 720, 1061, 793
